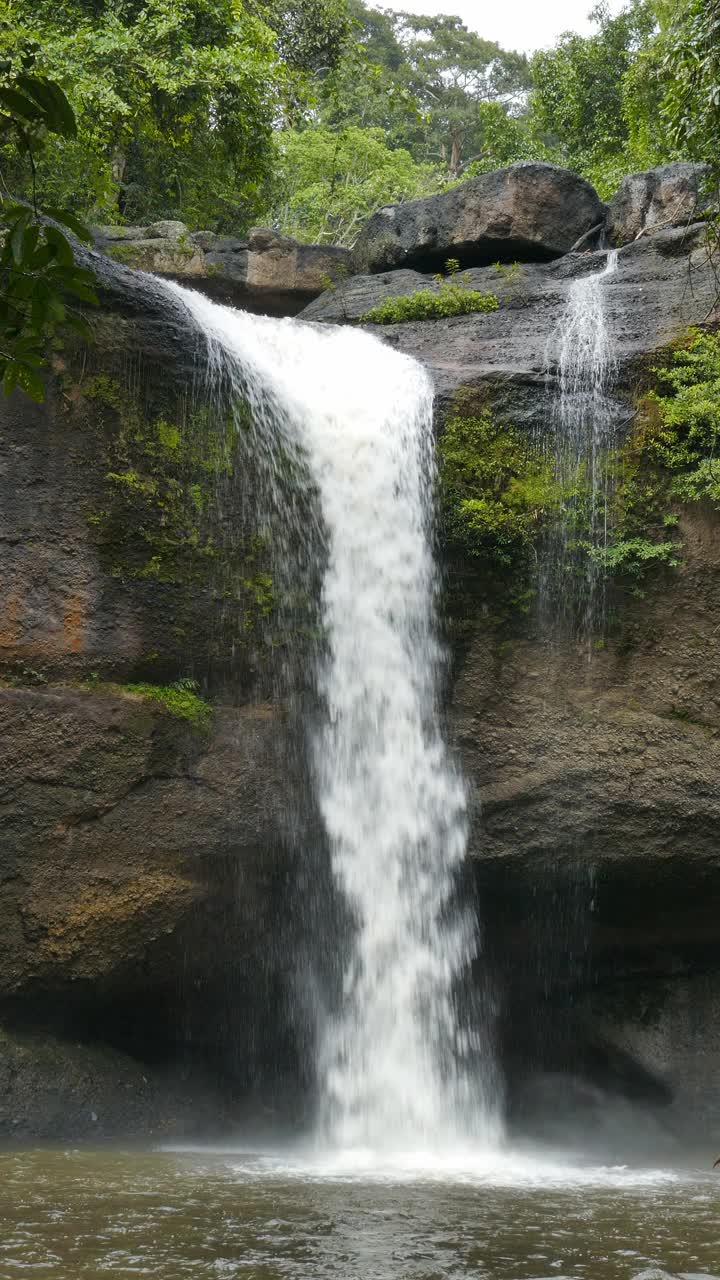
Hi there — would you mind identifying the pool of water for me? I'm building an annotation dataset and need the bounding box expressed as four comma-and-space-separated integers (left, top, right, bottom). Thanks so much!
1, 1146, 719, 1279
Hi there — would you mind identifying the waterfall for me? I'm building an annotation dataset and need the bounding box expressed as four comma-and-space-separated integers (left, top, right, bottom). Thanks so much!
163, 282, 500, 1152
542, 250, 619, 637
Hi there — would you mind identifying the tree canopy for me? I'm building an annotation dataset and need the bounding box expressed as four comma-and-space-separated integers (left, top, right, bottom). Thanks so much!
0, 0, 351, 229
0, 0, 716, 243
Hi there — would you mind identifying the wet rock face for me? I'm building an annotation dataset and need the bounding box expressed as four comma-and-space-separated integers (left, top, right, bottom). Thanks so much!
351, 162, 606, 274
0, 683, 296, 1138
94, 222, 352, 316
0, 686, 281, 1000
0, 1027, 230, 1140
606, 162, 713, 247
453, 507, 720, 876
0, 306, 272, 688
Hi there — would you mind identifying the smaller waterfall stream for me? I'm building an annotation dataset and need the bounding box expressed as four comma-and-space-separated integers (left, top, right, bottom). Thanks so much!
163, 282, 500, 1152
542, 250, 619, 638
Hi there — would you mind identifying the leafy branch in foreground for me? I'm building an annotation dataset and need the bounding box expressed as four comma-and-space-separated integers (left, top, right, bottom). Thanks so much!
0, 57, 97, 401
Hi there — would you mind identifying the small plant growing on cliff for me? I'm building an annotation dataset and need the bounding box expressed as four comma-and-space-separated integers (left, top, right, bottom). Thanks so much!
361, 259, 499, 325
123, 678, 213, 729
599, 327, 720, 586
493, 259, 524, 301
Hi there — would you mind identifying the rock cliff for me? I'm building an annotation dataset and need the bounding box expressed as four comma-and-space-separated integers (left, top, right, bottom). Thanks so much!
94, 222, 351, 316
2, 162, 720, 1145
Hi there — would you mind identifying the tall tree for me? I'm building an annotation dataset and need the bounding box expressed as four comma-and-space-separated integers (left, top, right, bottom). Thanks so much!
318, 3, 530, 178
662, 0, 720, 187
529, 1, 666, 194
392, 12, 531, 176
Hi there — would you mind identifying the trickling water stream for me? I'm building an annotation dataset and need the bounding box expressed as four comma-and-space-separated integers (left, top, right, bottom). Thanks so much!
164, 283, 500, 1151
542, 250, 620, 638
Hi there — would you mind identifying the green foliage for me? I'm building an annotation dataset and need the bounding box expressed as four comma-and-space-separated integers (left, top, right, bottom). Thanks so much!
89, 676, 213, 728
437, 331, 720, 614
438, 402, 561, 569
600, 328, 720, 583
362, 268, 499, 325
3, 0, 718, 255
0, 0, 349, 231
324, 5, 530, 179
638, 328, 720, 500
529, 1, 669, 196
588, 535, 680, 577
124, 678, 213, 728
255, 0, 353, 74
271, 125, 433, 244
0, 53, 96, 400
661, 0, 720, 179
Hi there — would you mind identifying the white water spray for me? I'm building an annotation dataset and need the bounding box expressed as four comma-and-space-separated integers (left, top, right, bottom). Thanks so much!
163, 283, 500, 1152
556, 249, 618, 471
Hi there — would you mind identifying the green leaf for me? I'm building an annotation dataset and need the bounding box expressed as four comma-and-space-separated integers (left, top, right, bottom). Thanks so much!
22, 224, 40, 260
2, 362, 20, 396
44, 225, 75, 268
16, 362, 45, 402
15, 75, 77, 137
0, 86, 44, 124
45, 295, 67, 324
28, 243, 52, 270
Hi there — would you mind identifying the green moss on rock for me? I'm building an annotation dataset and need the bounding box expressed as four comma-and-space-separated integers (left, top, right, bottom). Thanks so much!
122, 678, 213, 729
73, 372, 273, 642
363, 283, 499, 325
438, 398, 561, 569
598, 327, 720, 584
83, 676, 213, 729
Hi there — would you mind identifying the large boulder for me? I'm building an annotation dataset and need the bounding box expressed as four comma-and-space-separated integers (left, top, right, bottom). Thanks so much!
351, 162, 605, 274
94, 222, 351, 316
606, 162, 713, 247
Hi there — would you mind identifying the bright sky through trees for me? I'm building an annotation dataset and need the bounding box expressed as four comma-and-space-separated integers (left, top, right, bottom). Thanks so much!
367, 0, 628, 53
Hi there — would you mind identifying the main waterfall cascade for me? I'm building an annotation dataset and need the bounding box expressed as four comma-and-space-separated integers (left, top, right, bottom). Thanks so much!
164, 281, 501, 1151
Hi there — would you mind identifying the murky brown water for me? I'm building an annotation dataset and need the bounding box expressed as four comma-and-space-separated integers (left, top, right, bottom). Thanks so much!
0, 1146, 719, 1279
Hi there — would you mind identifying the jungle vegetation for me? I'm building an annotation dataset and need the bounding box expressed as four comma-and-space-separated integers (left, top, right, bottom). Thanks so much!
1, 0, 718, 399
1, 0, 718, 243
